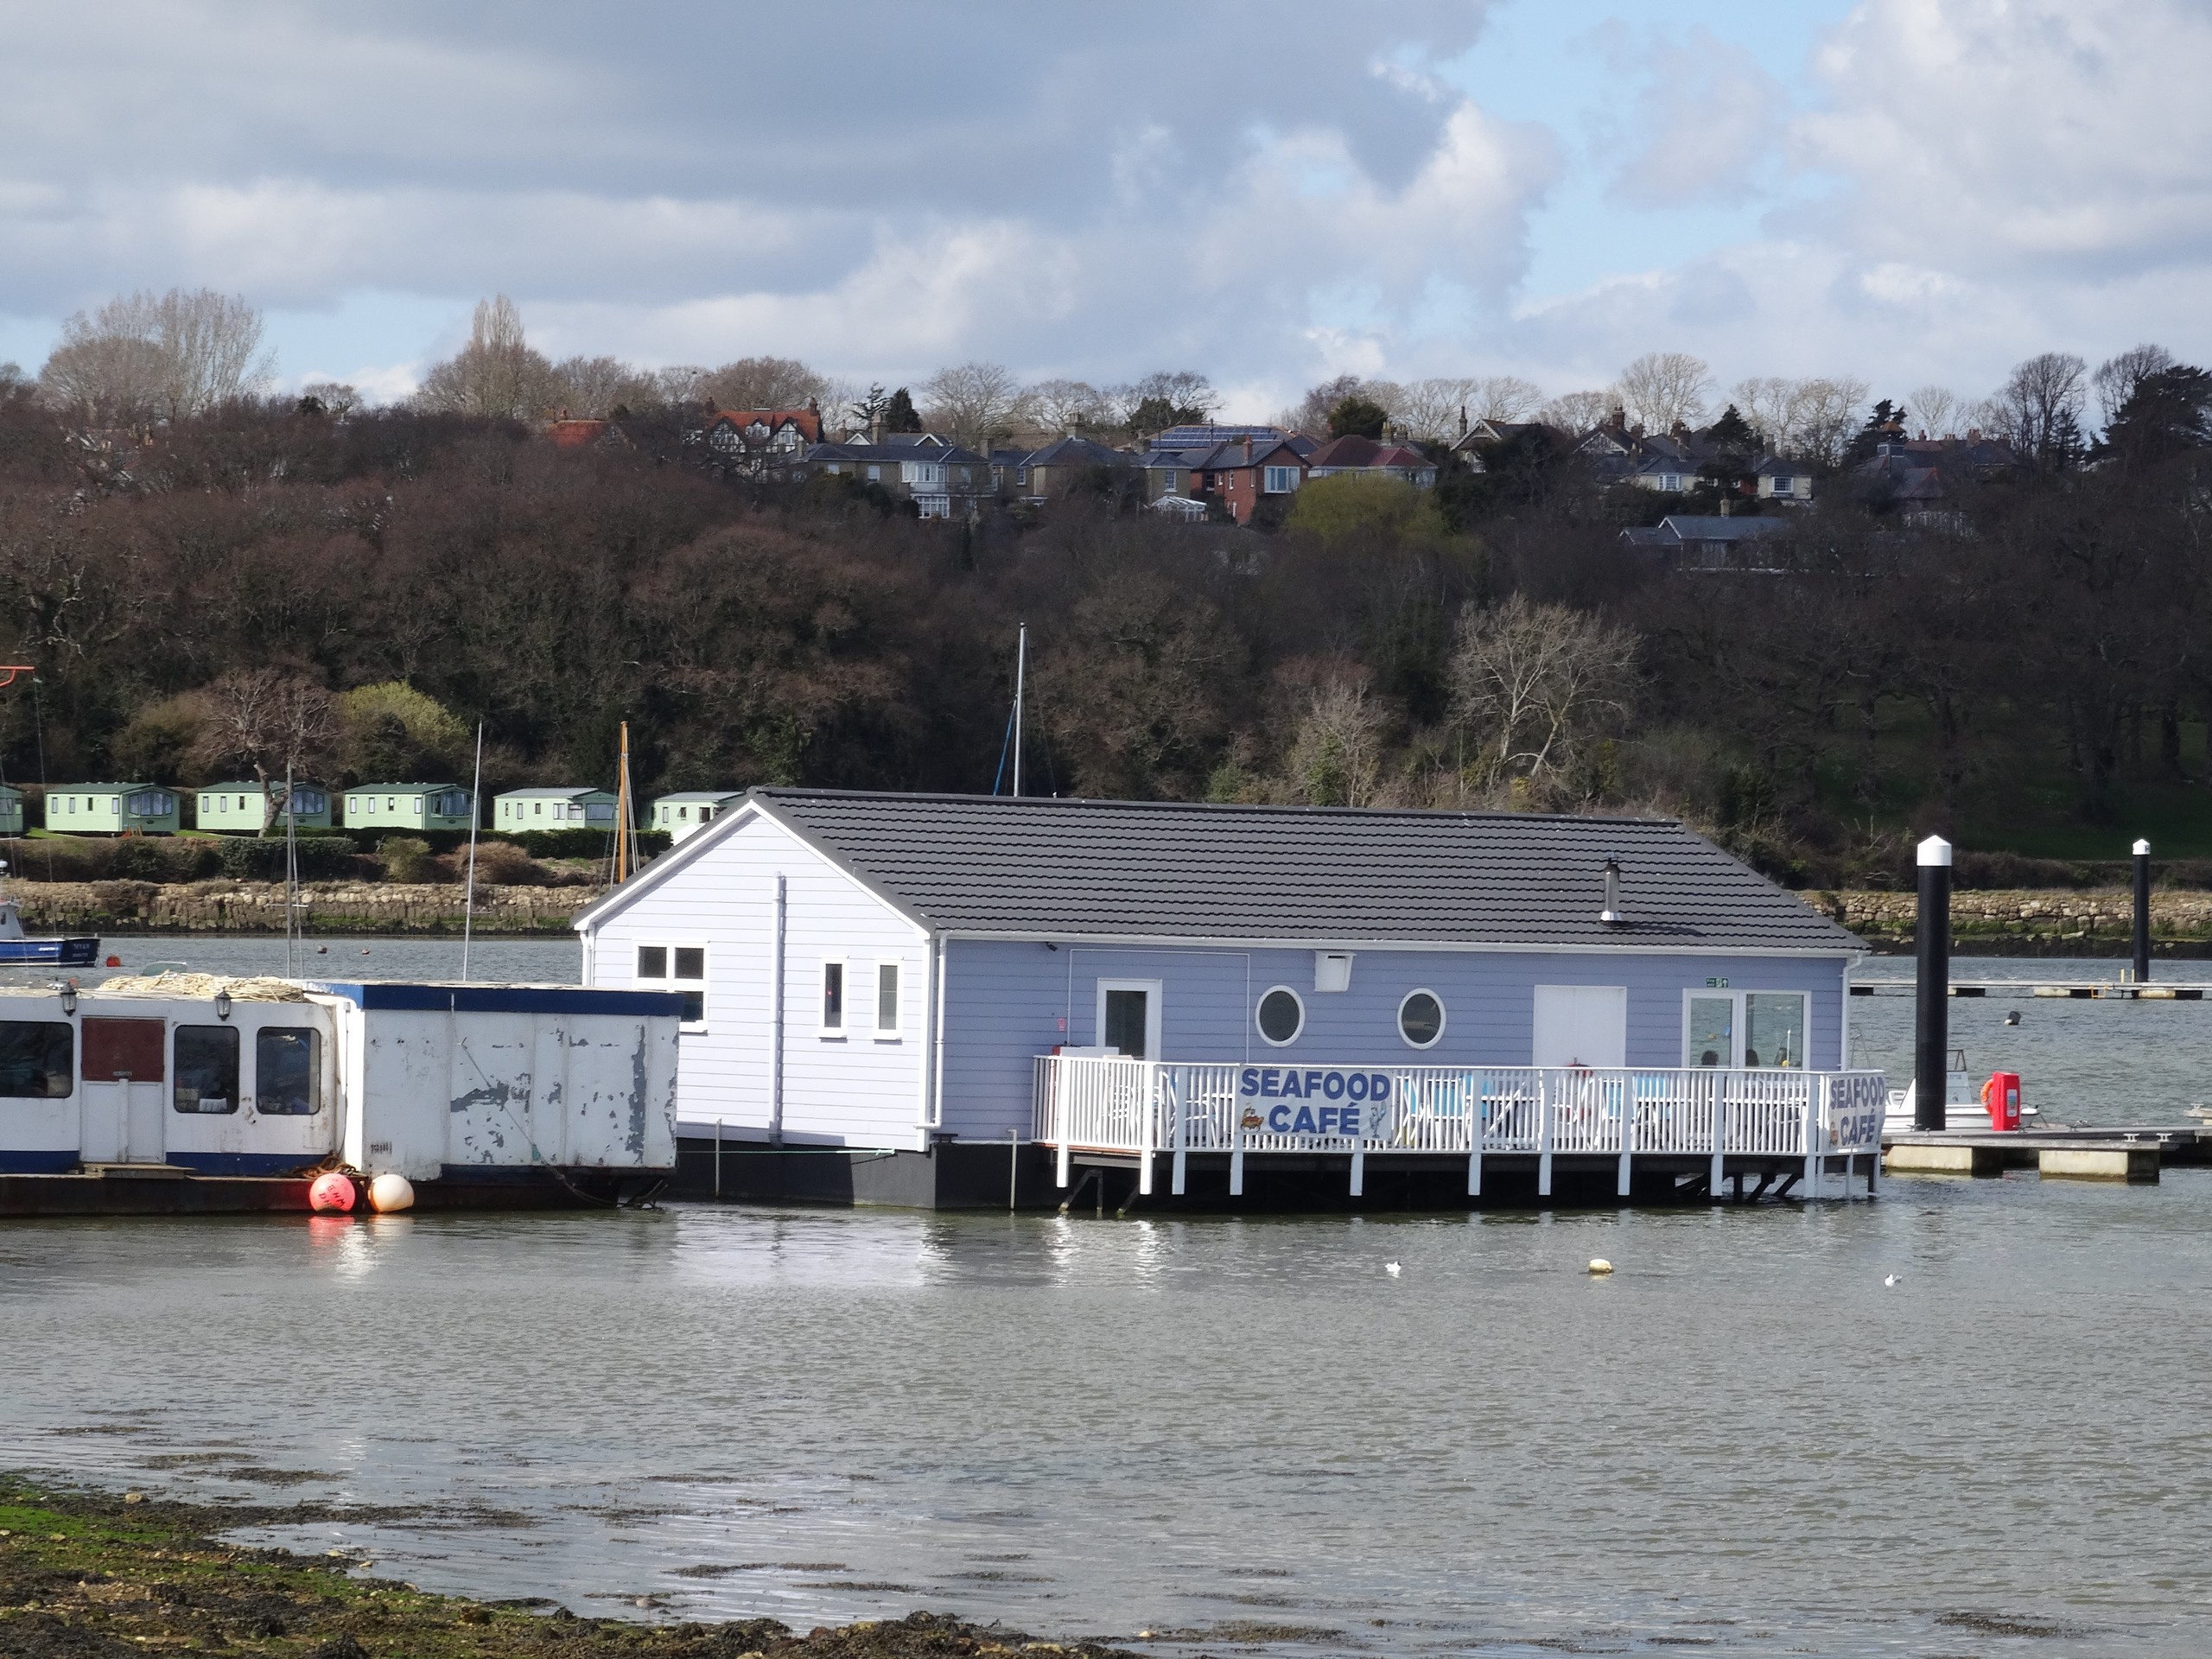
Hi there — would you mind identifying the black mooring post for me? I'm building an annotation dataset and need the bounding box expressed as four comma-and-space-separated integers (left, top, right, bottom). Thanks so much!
2133, 838, 2152, 984
1915, 836, 1952, 1132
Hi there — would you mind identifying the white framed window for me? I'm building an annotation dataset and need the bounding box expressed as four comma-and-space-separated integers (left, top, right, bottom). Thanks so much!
635, 942, 707, 1028
1262, 465, 1300, 493
1255, 985, 1305, 1046
1772, 475, 1795, 496
1397, 988, 1445, 1049
1681, 988, 1807, 1069
820, 958, 847, 1036
874, 961, 901, 1039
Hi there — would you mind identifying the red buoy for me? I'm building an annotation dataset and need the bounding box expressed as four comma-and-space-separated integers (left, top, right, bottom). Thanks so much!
105, 956, 121, 968
308, 1172, 357, 1214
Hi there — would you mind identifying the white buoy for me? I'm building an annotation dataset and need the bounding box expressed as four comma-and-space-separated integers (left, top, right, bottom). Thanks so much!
1586, 1257, 1614, 1275
367, 1173, 416, 1213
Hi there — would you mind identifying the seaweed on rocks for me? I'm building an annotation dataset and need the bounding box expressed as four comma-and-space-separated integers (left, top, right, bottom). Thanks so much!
0, 1479, 1142, 1659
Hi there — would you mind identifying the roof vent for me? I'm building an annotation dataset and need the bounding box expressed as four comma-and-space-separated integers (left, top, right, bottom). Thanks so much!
1600, 858, 1624, 925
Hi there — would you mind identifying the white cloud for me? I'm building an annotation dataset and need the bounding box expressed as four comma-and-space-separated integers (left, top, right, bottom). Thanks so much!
1605, 31, 1787, 208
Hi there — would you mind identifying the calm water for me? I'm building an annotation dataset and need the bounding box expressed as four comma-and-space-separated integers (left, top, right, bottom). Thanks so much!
4, 947, 2209, 1654
5, 1185, 2212, 1657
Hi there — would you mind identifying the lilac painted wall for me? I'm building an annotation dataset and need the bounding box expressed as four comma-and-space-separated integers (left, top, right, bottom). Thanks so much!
938, 939, 1851, 1141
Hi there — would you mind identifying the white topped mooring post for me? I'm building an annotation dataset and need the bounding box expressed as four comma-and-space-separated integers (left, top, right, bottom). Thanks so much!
1914, 836, 1952, 1132
2133, 839, 2152, 985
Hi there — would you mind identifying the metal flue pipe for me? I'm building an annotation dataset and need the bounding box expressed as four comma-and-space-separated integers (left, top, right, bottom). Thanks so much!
1914, 835, 1952, 1132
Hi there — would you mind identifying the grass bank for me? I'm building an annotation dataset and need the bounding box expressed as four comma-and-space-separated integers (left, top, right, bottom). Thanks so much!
0, 1478, 1134, 1659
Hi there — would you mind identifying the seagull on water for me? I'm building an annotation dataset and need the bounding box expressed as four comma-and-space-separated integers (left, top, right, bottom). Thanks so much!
1884, 1274, 1900, 1287
1385, 1261, 1402, 1276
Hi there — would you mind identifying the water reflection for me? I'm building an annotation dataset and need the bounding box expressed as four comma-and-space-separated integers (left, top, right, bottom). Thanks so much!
5, 1193, 2211, 1655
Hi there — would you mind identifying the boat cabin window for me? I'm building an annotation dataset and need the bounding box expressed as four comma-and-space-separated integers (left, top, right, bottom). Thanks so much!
173, 1026, 240, 1114
255, 1028, 321, 1115
0, 1020, 73, 1098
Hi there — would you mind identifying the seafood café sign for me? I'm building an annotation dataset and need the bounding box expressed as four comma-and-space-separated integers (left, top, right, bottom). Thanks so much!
1236, 1065, 1392, 1137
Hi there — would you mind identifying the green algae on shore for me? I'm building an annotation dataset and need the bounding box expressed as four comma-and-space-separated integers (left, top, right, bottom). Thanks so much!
0, 1480, 1139, 1659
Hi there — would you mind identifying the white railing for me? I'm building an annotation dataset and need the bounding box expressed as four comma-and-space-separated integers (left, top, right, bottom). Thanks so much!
1032, 1055, 1890, 1200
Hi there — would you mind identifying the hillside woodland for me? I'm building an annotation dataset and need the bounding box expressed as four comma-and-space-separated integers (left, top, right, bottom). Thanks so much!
0, 356, 2208, 889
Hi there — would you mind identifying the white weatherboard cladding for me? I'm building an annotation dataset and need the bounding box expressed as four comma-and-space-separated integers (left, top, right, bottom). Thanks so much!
586, 811, 925, 1147
941, 940, 1847, 1141
336, 1005, 675, 1179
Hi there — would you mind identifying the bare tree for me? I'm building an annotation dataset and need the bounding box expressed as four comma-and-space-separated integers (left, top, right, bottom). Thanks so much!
297, 380, 362, 418
189, 670, 337, 833
1988, 352, 2088, 460
1907, 385, 1958, 439
698, 355, 830, 413
39, 288, 273, 422
920, 361, 1029, 448
1289, 374, 1368, 435
1449, 594, 1636, 787
1538, 388, 1618, 432
1284, 672, 1388, 807
1474, 375, 1544, 422
1616, 353, 1712, 433
1028, 378, 1114, 434
1115, 370, 1220, 432
2091, 344, 2176, 429
549, 355, 657, 417
1731, 377, 1797, 448
653, 365, 710, 404
1789, 377, 1872, 467
413, 296, 561, 420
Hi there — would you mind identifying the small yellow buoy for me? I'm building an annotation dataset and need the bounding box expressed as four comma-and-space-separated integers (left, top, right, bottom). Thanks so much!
1586, 1257, 1614, 1275
368, 1173, 416, 1213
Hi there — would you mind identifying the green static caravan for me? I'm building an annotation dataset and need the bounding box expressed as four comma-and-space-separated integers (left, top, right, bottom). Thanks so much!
493, 786, 619, 832
45, 784, 181, 835
0, 785, 21, 836
194, 782, 334, 834
651, 791, 742, 843
341, 784, 474, 833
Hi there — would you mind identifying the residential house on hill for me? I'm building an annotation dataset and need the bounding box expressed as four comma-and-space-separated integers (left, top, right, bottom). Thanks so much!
1306, 435, 1439, 488
693, 408, 823, 475
799, 437, 992, 518
1017, 435, 1136, 500
1620, 515, 1796, 569
1451, 419, 1559, 473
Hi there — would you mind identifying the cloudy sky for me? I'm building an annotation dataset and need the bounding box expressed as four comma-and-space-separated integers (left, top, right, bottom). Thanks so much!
1, 0, 2202, 416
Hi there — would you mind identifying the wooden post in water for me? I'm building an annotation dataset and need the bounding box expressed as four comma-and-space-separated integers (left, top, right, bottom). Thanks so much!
1914, 835, 1952, 1132
2133, 838, 2152, 984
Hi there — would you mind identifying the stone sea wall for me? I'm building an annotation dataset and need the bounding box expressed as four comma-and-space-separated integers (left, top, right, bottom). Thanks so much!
1804, 887, 2212, 953
10, 878, 2209, 950
11, 880, 593, 935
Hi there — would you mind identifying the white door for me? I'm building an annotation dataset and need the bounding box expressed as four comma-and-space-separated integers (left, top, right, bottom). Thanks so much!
79, 1081, 125, 1163
124, 1083, 165, 1163
1532, 985, 1628, 1068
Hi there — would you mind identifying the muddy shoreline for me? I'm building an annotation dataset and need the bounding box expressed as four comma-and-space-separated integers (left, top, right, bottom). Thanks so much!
0, 1478, 1143, 1659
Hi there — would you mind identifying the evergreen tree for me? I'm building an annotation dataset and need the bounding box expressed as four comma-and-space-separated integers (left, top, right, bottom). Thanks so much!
882, 386, 923, 434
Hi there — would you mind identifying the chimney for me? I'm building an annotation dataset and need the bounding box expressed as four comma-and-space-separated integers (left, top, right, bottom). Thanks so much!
1600, 858, 1624, 925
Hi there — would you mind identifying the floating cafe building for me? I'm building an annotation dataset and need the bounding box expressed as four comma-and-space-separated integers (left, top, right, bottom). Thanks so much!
572, 791, 1889, 1211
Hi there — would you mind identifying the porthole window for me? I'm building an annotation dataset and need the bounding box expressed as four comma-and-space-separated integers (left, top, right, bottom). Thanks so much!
1398, 989, 1445, 1049
1256, 986, 1305, 1046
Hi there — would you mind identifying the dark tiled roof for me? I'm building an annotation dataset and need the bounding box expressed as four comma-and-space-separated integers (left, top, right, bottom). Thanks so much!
729, 790, 1859, 953
1025, 435, 1133, 467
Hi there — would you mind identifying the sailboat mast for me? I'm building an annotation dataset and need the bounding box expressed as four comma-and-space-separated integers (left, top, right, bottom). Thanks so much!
461, 721, 484, 981
613, 721, 632, 886
1012, 624, 1027, 798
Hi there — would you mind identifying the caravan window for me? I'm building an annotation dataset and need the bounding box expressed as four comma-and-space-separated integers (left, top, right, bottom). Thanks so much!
255, 1028, 321, 1115
0, 1020, 73, 1097
173, 1026, 240, 1114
